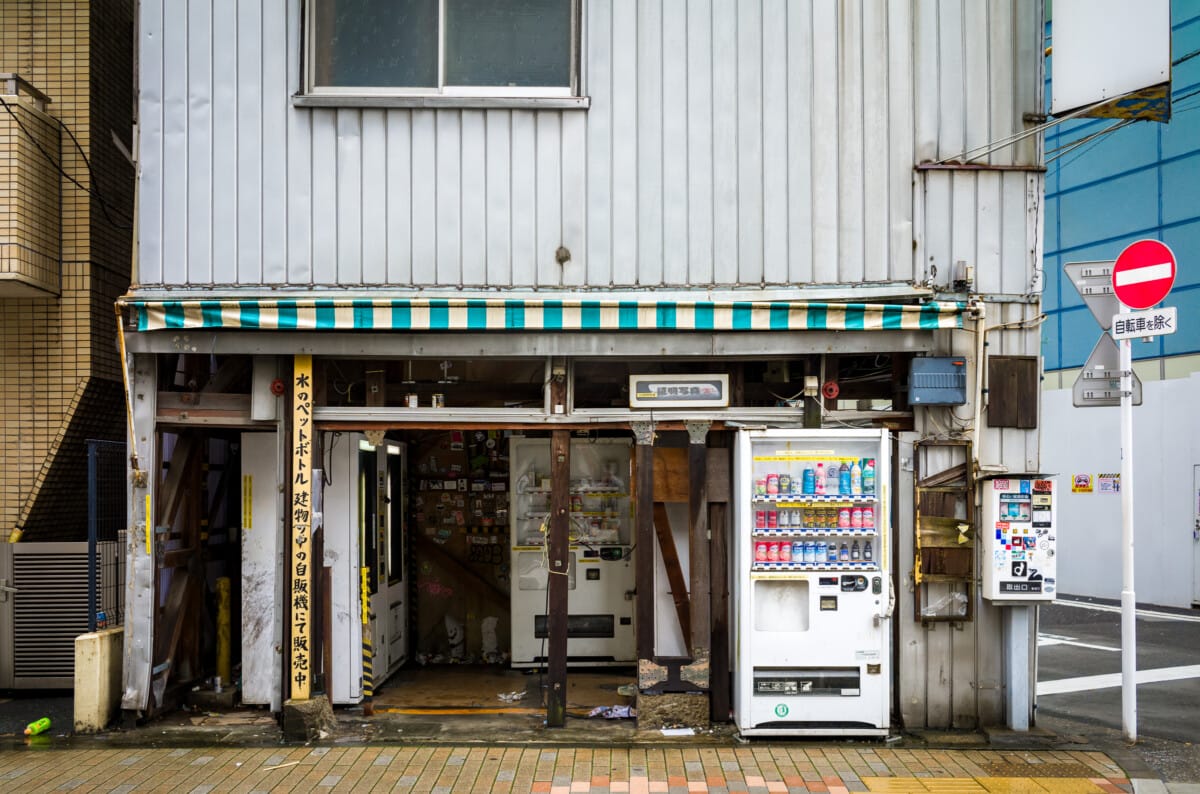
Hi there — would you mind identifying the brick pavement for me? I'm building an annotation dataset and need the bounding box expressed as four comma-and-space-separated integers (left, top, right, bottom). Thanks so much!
0, 745, 1132, 793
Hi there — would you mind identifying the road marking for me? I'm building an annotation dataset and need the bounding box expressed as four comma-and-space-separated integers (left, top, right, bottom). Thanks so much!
1054, 597, 1200, 624
1037, 664, 1200, 696
1037, 632, 1119, 652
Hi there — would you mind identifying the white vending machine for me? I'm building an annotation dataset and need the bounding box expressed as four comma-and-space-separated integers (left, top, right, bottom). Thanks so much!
509, 437, 636, 667
733, 428, 892, 736
980, 476, 1057, 600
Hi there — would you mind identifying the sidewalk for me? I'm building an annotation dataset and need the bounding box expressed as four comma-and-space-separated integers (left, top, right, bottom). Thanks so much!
0, 744, 1145, 793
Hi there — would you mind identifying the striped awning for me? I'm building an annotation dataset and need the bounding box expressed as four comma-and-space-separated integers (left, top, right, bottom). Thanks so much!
127, 297, 965, 333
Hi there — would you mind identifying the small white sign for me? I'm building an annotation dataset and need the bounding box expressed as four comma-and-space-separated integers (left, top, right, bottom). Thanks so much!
1111, 306, 1176, 341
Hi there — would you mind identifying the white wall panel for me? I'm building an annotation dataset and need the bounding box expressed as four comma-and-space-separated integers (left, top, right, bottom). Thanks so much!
139, 0, 1042, 294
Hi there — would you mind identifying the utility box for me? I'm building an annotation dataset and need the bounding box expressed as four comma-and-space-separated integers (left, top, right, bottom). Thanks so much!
908, 357, 968, 405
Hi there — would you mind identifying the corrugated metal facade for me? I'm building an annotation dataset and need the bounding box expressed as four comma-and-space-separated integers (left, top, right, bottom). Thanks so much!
136, 0, 1043, 296
130, 0, 1048, 731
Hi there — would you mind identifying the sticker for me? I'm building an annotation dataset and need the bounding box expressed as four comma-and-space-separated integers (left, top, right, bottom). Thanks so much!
1072, 474, 1094, 493
1023, 537, 1036, 549
1020, 480, 1031, 494
1011, 551, 1027, 561
1098, 473, 1120, 494
1011, 560, 1028, 577
775, 703, 789, 718
994, 479, 1010, 490
1033, 479, 1053, 493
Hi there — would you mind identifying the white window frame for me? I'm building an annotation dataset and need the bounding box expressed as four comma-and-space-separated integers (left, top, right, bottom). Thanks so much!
303, 0, 581, 100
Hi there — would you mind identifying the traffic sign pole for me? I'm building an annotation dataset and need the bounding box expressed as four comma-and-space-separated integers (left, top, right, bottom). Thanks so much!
1119, 309, 1137, 743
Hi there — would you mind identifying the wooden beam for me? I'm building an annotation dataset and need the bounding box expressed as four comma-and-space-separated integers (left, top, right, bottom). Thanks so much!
412, 534, 508, 604
634, 428, 656, 664
688, 429, 710, 656
708, 438, 732, 721
158, 433, 199, 528
546, 429, 570, 727
652, 502, 691, 650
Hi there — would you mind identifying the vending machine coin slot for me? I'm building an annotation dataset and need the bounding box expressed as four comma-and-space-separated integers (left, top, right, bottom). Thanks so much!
818, 576, 839, 587
840, 575, 868, 592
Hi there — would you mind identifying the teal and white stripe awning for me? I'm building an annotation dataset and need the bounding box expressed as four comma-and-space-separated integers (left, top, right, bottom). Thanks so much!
127, 297, 965, 333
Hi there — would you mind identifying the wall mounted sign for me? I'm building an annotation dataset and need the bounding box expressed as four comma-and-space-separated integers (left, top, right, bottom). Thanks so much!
629, 373, 729, 408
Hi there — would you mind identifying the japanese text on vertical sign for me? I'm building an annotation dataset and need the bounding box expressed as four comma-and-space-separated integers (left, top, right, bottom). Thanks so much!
290, 355, 313, 700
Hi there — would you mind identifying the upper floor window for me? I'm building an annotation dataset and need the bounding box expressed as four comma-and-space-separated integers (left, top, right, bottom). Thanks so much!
306, 0, 578, 98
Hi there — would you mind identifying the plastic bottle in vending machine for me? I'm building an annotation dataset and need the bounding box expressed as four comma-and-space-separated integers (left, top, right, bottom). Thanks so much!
826, 462, 840, 494
851, 507, 863, 528
850, 461, 863, 495
863, 540, 873, 561
839, 462, 851, 495
862, 506, 874, 527
839, 542, 849, 561
792, 541, 804, 560
827, 542, 839, 562
814, 463, 826, 494
801, 464, 815, 494
816, 541, 827, 562
850, 540, 861, 560
863, 459, 876, 494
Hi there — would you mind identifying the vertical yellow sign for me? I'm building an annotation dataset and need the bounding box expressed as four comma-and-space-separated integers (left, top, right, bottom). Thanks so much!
290, 355, 314, 700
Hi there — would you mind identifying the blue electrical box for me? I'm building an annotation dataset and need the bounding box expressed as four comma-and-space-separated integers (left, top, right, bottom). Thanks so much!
908, 357, 968, 405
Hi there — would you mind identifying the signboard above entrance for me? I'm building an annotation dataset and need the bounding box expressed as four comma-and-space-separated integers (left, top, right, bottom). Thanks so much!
629, 374, 729, 408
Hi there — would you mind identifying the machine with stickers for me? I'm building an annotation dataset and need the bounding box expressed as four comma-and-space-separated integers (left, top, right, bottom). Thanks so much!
980, 476, 1057, 601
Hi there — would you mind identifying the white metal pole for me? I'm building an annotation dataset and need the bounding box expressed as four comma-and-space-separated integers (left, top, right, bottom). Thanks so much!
1119, 305, 1137, 743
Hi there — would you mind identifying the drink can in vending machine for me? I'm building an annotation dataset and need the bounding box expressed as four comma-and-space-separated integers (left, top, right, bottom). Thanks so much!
755, 510, 766, 529
755, 477, 768, 496
766, 474, 780, 494
816, 541, 827, 561
755, 542, 768, 562
767, 510, 778, 529
804, 542, 817, 563
792, 541, 804, 560
778, 473, 792, 494
778, 541, 791, 561
767, 543, 780, 561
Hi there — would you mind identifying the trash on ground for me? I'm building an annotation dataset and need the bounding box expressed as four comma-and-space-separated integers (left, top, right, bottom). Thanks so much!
497, 690, 526, 702
24, 717, 51, 736
660, 727, 695, 736
587, 705, 634, 719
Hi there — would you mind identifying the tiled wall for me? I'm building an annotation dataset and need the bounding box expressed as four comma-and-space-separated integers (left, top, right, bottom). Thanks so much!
0, 2, 134, 542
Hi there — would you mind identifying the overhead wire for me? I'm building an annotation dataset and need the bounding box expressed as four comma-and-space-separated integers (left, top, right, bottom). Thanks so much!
0, 94, 133, 230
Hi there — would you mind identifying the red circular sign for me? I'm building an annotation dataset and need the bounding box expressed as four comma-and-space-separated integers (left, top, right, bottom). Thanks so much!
1112, 239, 1176, 309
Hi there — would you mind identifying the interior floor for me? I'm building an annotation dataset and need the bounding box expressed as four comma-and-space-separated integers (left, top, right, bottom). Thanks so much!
372, 664, 636, 717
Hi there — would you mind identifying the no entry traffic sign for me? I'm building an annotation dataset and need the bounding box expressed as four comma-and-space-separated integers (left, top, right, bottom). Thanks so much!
1112, 239, 1176, 309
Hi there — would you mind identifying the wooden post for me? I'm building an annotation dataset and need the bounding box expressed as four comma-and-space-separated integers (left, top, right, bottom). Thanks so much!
708, 437, 732, 721
686, 422, 711, 659
632, 421, 656, 665
546, 429, 571, 727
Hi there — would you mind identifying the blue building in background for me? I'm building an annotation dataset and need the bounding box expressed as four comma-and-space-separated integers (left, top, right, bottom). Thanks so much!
1042, 1, 1200, 609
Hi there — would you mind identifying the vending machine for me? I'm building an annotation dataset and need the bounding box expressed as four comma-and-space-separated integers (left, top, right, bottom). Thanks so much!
509, 437, 636, 667
980, 476, 1057, 600
733, 428, 892, 736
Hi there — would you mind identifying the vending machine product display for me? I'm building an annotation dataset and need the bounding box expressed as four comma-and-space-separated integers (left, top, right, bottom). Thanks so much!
980, 476, 1057, 600
509, 437, 636, 667
733, 428, 892, 736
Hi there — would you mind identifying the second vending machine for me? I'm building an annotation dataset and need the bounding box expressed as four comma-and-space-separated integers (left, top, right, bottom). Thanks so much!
733, 428, 892, 736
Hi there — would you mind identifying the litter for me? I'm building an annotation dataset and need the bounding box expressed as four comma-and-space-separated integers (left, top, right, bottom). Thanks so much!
660, 727, 695, 736
24, 717, 50, 736
587, 705, 634, 719
616, 684, 637, 697
497, 690, 526, 703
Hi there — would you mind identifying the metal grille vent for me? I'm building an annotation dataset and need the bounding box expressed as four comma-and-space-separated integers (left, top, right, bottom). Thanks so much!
13, 547, 90, 682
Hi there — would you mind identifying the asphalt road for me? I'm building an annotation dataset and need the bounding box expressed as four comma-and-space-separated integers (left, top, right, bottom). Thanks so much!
1036, 595, 1200, 783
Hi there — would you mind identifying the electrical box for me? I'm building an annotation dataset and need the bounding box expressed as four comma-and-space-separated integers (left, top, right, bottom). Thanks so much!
908, 357, 968, 405
980, 476, 1057, 601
